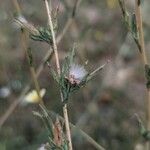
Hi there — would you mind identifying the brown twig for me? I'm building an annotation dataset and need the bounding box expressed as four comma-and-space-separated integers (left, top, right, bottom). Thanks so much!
135, 0, 150, 149
118, 0, 150, 148
135, 0, 147, 64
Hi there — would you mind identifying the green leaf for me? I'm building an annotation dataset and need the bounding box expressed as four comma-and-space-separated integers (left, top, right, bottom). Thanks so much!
136, 114, 150, 141
69, 45, 76, 65
131, 14, 138, 39
145, 65, 150, 88
27, 48, 33, 66
30, 26, 53, 45
51, 68, 59, 84
38, 105, 54, 140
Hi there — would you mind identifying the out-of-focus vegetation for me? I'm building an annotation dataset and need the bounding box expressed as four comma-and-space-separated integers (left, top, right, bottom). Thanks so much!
0, 0, 150, 149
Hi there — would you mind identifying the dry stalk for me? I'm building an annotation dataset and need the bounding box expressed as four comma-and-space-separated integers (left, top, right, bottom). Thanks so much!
44, 0, 73, 149
12, 0, 21, 14
135, 0, 150, 149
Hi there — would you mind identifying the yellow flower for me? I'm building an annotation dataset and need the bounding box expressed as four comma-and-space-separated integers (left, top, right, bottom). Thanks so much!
23, 89, 46, 104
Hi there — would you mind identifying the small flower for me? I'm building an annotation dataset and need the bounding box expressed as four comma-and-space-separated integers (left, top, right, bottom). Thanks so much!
23, 88, 46, 104
67, 63, 87, 85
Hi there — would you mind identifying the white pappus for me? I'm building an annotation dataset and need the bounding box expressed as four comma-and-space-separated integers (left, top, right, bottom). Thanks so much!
67, 63, 87, 85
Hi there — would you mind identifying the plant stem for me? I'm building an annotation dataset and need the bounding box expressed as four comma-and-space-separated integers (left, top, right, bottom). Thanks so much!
135, 0, 147, 64
12, 0, 21, 14
44, 0, 73, 149
135, 0, 150, 149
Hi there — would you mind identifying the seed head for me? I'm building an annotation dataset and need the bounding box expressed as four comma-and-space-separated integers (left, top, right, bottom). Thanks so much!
67, 63, 87, 85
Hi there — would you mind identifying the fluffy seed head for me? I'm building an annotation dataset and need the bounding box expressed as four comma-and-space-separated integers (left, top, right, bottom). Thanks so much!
67, 63, 87, 85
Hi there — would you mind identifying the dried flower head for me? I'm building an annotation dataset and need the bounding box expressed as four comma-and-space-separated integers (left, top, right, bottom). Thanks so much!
15, 16, 55, 44
15, 16, 39, 35
13, 15, 27, 29
66, 63, 87, 85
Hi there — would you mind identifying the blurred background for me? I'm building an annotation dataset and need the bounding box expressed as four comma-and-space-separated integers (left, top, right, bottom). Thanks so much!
0, 0, 150, 149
